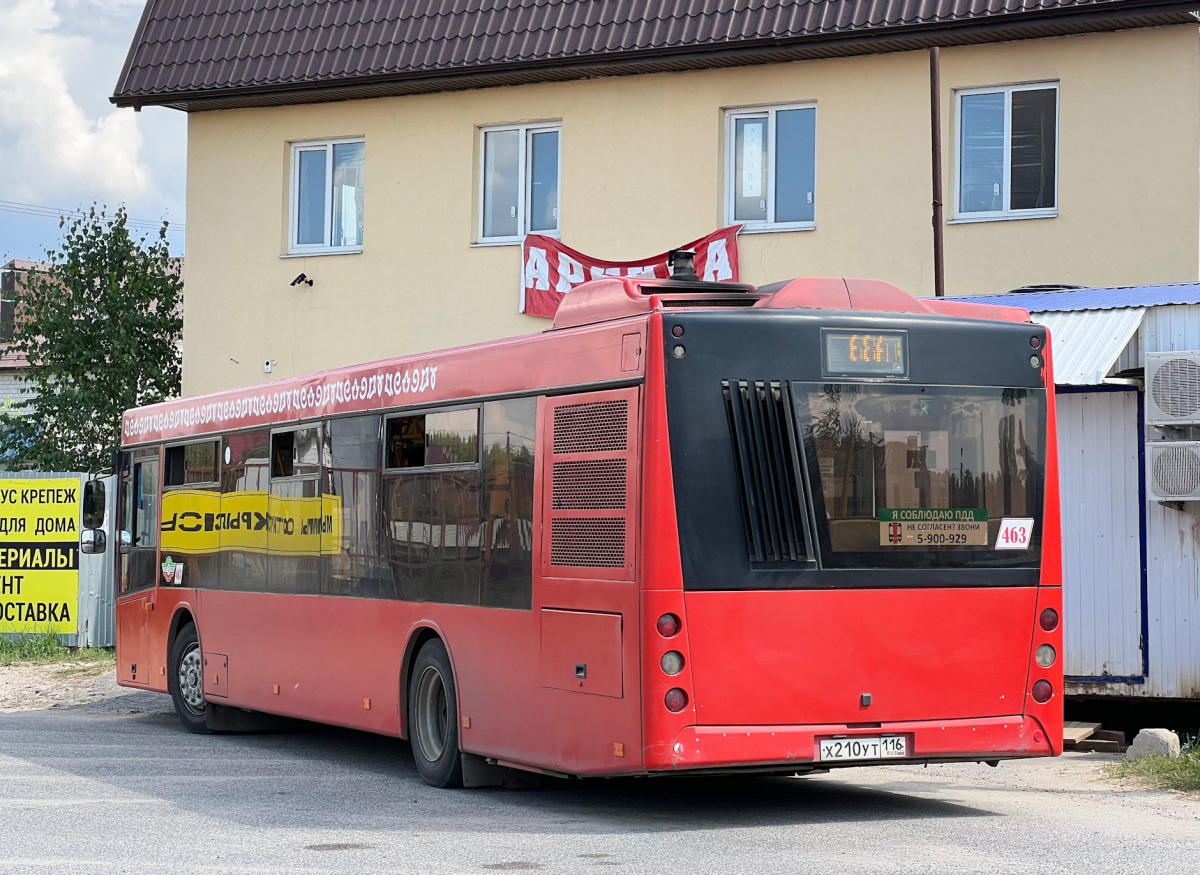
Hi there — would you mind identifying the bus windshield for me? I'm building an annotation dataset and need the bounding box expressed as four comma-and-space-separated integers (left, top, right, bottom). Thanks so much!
794, 384, 1046, 570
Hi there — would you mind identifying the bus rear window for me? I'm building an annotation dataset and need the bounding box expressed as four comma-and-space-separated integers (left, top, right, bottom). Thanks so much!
795, 384, 1045, 569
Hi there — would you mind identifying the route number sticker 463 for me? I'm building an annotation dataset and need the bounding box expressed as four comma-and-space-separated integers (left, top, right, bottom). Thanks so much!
995, 518, 1034, 549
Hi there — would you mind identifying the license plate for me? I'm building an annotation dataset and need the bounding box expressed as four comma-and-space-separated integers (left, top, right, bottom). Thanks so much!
818, 736, 907, 762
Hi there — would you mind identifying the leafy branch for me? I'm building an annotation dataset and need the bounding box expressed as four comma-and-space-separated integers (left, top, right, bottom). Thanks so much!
0, 205, 182, 472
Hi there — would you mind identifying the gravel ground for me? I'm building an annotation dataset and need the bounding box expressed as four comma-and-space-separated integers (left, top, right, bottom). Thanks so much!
0, 660, 122, 713
1, 665, 1198, 874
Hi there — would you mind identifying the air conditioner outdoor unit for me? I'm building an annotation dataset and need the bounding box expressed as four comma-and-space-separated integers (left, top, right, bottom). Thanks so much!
1147, 441, 1200, 501
1146, 351, 1200, 425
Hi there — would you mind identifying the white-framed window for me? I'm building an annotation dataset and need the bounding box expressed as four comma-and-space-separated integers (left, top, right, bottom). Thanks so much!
478, 123, 561, 244
955, 83, 1058, 221
289, 138, 365, 254
725, 104, 816, 232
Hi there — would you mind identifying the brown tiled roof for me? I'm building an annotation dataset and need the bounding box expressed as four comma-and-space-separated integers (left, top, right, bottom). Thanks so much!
112, 0, 1198, 110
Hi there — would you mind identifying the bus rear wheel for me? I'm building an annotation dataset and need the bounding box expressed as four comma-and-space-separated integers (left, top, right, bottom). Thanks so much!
168, 623, 211, 735
409, 639, 463, 788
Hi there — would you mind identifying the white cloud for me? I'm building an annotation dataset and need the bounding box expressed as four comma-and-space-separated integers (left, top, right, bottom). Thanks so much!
0, 0, 185, 258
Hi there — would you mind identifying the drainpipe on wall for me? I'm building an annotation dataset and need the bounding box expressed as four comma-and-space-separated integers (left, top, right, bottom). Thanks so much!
930, 47, 945, 298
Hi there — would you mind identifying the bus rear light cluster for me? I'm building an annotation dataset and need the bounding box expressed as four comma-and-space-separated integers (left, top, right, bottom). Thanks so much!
1031, 679, 1054, 704
1035, 644, 1056, 668
1039, 608, 1059, 632
664, 688, 689, 712
660, 651, 684, 676
654, 615, 690, 710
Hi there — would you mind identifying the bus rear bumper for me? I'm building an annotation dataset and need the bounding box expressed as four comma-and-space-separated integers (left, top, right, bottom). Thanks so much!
655, 715, 1055, 772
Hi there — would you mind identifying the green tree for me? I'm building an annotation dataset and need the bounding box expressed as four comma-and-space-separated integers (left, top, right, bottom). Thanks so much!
1, 205, 182, 472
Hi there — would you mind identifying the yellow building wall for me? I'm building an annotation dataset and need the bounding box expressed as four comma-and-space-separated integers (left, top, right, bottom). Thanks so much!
941, 27, 1200, 294
182, 25, 1199, 395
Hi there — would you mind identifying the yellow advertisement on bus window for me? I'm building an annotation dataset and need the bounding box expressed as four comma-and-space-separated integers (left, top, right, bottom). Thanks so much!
161, 490, 342, 558
0, 478, 80, 634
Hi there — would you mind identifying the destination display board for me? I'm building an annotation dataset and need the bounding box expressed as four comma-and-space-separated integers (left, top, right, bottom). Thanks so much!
823, 330, 908, 378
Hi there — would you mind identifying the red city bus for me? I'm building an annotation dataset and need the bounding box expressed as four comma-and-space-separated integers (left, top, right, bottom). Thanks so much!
85, 268, 1063, 787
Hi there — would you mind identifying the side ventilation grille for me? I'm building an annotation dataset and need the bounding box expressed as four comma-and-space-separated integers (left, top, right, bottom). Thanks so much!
550, 518, 626, 567
546, 392, 636, 575
553, 401, 628, 453
723, 380, 808, 563
552, 459, 627, 509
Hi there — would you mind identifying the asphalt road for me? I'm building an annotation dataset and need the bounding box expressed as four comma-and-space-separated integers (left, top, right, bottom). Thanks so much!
1, 690, 1198, 875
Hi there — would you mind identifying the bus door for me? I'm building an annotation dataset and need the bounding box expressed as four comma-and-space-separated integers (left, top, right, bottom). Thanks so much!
534, 387, 642, 773
116, 451, 160, 686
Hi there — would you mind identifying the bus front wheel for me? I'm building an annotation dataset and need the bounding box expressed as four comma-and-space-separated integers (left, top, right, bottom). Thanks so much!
409, 638, 464, 788
168, 624, 211, 735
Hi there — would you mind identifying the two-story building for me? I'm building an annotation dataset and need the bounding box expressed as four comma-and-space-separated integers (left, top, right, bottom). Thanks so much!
113, 0, 1200, 395
0, 260, 37, 411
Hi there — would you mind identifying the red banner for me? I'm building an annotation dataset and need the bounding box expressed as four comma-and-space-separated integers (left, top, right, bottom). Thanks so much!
521, 226, 742, 318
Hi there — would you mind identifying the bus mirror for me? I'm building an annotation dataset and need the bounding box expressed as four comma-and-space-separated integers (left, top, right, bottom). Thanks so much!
81, 480, 105, 530
119, 531, 132, 555
80, 529, 106, 555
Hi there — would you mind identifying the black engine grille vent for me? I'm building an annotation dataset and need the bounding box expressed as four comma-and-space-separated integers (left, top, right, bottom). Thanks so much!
660, 297, 758, 308
722, 380, 808, 563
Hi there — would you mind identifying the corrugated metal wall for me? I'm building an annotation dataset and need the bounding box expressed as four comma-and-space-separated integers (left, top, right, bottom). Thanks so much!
1142, 304, 1200, 356
1058, 390, 1142, 678
0, 471, 115, 648
1143, 496, 1200, 697
1139, 304, 1200, 697
1070, 302, 1200, 698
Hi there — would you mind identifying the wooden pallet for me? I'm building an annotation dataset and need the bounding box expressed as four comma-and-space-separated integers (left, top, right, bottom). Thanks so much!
1063, 721, 1101, 744
1075, 729, 1128, 753
1063, 722, 1128, 753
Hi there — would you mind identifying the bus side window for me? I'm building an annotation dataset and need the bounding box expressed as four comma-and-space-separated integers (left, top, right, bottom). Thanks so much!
220, 431, 270, 592
382, 407, 482, 606
161, 440, 221, 588
271, 427, 322, 480
267, 425, 324, 594
271, 431, 293, 477
385, 416, 426, 468
480, 398, 536, 610
121, 452, 160, 594
327, 415, 385, 597
164, 441, 219, 487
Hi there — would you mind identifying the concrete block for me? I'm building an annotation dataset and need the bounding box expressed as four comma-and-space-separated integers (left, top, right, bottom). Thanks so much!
1124, 728, 1180, 761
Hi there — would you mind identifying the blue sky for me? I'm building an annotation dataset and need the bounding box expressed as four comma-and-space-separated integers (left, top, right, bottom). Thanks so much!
0, 0, 186, 263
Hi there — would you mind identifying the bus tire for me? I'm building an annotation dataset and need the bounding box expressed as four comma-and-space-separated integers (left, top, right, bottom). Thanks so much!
409, 638, 464, 788
168, 623, 211, 735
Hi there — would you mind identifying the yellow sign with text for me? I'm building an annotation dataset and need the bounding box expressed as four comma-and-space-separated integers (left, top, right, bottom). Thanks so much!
161, 490, 342, 557
0, 477, 80, 634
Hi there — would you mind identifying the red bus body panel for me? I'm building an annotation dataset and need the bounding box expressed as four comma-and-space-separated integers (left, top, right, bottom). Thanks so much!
682, 587, 1038, 726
